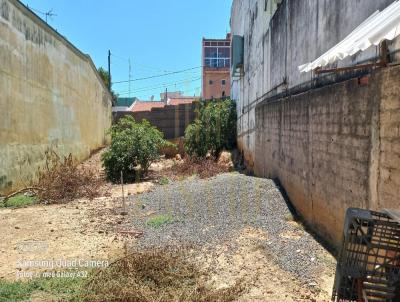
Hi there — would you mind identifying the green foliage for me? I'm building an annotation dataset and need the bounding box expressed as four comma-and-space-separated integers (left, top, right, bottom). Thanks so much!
184, 99, 237, 158
146, 215, 174, 228
184, 120, 209, 158
0, 276, 83, 302
102, 116, 169, 183
0, 194, 38, 209
98, 67, 118, 105
158, 177, 170, 185
98, 67, 111, 89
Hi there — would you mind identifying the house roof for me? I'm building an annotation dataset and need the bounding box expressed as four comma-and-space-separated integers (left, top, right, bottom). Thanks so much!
115, 97, 138, 107
169, 97, 198, 106
130, 101, 165, 112
129, 97, 198, 113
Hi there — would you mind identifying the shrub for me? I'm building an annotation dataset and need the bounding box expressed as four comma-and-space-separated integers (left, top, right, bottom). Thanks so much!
184, 120, 209, 158
184, 99, 237, 158
37, 151, 101, 204
102, 116, 169, 183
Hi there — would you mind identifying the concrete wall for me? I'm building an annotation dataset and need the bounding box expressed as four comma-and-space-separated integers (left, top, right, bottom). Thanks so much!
254, 65, 400, 248
231, 0, 400, 170
114, 103, 198, 140
0, 0, 112, 194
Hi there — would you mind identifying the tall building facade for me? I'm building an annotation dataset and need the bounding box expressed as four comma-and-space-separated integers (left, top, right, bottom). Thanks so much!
201, 34, 231, 100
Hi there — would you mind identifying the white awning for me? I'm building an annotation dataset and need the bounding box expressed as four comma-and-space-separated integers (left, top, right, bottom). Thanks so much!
299, 1, 400, 73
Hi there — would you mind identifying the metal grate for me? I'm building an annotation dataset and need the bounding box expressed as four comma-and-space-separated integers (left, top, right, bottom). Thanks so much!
332, 208, 400, 302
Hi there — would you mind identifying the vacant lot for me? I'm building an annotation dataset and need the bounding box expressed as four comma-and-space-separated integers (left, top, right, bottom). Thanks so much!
0, 152, 336, 301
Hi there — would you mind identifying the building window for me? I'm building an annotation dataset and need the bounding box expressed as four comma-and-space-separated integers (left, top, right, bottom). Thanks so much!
222, 79, 226, 85
204, 44, 231, 68
222, 91, 226, 97
209, 80, 213, 85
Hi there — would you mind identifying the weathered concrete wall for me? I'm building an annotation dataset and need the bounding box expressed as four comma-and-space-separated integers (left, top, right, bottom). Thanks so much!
114, 103, 198, 140
255, 65, 400, 247
376, 67, 400, 210
0, 0, 112, 194
231, 0, 399, 170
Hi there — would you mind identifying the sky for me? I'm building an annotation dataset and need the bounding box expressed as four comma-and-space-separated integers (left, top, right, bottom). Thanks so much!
22, 0, 232, 101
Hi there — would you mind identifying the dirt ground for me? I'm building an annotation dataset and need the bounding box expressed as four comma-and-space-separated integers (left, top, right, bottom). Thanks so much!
0, 151, 336, 301
196, 227, 334, 301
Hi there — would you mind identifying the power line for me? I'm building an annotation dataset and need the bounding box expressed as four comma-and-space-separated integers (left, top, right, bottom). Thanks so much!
183, 86, 201, 95
132, 77, 200, 93
111, 54, 178, 74
112, 66, 202, 84
117, 77, 201, 95
119, 76, 201, 92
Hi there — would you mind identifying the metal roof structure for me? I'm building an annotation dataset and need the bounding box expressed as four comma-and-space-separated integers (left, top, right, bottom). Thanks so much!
299, 1, 400, 73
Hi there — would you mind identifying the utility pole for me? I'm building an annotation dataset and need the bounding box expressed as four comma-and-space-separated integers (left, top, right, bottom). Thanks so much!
164, 87, 168, 105
129, 59, 131, 98
108, 50, 111, 90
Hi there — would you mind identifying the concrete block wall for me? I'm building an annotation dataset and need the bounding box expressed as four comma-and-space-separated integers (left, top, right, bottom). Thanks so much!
114, 103, 198, 140
255, 66, 400, 247
0, 0, 112, 194
231, 0, 399, 171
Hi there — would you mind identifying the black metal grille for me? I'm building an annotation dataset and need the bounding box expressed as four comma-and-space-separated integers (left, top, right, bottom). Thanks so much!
332, 208, 400, 302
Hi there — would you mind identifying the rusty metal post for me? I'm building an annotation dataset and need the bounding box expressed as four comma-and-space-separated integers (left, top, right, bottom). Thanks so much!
379, 39, 389, 66
120, 171, 127, 215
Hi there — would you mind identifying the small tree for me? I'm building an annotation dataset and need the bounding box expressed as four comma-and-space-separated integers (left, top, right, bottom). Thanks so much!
184, 99, 237, 158
102, 116, 169, 182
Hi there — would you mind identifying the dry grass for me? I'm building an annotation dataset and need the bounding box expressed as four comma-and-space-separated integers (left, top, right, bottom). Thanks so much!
171, 157, 231, 179
81, 247, 244, 302
37, 151, 102, 204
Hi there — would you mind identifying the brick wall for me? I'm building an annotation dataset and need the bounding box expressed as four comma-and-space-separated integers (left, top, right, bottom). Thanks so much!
255, 65, 400, 248
113, 103, 198, 140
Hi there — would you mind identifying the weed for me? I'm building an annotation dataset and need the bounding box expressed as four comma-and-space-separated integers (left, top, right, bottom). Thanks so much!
0, 276, 83, 302
159, 177, 169, 185
0, 249, 245, 302
284, 213, 294, 222
147, 214, 174, 228
0, 194, 37, 209
80, 247, 244, 302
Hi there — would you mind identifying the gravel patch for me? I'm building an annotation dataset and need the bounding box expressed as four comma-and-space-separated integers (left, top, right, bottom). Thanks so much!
126, 173, 333, 283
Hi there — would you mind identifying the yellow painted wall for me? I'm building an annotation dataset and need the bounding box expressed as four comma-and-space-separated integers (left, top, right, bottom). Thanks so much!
0, 0, 112, 194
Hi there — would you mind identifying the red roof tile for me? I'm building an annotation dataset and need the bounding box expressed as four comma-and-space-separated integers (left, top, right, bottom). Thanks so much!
130, 101, 165, 112
168, 97, 197, 106
130, 98, 198, 113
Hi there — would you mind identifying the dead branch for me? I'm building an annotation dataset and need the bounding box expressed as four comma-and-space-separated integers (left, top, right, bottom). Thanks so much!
3, 187, 43, 202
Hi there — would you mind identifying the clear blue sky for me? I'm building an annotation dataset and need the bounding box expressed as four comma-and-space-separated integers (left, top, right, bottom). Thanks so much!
22, 0, 232, 100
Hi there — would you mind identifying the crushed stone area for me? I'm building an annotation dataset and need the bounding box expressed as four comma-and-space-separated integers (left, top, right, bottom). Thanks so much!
126, 173, 336, 287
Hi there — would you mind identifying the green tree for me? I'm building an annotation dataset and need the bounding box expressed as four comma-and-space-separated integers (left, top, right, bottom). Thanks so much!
102, 116, 171, 182
184, 99, 237, 158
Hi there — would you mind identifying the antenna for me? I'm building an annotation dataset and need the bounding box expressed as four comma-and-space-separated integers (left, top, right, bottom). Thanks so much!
27, 5, 57, 23
44, 9, 57, 23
